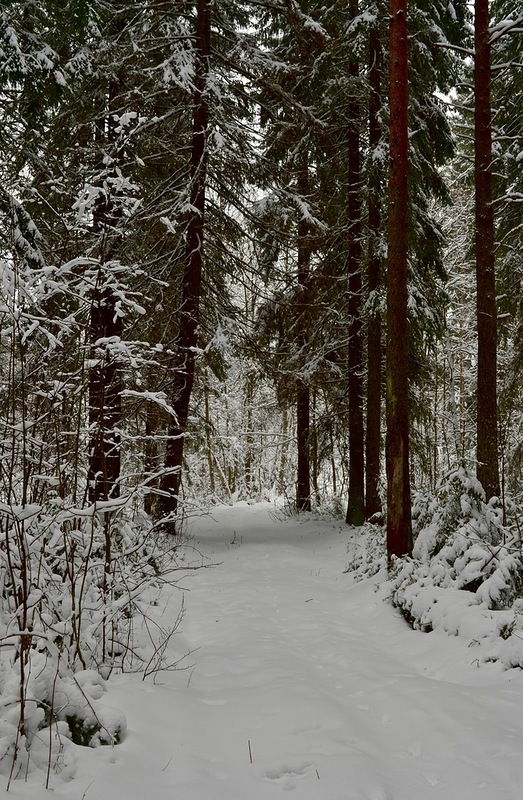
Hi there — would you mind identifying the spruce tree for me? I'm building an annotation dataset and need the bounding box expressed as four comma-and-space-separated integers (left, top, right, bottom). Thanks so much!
474, 0, 500, 500
345, 0, 366, 526
386, 0, 412, 560
365, 21, 384, 519
156, 0, 211, 523
490, 0, 523, 498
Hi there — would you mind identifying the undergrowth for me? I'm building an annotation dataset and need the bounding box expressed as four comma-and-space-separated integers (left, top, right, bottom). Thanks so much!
345, 467, 523, 670
0, 499, 184, 787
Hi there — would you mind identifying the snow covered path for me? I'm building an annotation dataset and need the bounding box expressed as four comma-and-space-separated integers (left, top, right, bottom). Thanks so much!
19, 503, 523, 799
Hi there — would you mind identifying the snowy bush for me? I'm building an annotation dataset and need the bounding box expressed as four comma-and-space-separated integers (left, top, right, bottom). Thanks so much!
0, 658, 125, 780
390, 467, 523, 668
0, 498, 181, 785
345, 522, 386, 580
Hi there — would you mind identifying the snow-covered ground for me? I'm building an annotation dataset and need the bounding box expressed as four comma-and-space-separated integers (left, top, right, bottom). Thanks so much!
12, 502, 523, 799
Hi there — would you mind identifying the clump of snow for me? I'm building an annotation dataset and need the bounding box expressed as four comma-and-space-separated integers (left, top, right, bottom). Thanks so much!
389, 467, 523, 669
345, 521, 386, 579
0, 654, 125, 781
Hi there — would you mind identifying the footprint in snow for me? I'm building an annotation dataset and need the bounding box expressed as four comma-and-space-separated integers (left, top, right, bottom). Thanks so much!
264, 762, 314, 790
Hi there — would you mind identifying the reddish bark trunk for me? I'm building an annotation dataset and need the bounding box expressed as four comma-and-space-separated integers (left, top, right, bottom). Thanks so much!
386, 0, 412, 560
474, 0, 500, 500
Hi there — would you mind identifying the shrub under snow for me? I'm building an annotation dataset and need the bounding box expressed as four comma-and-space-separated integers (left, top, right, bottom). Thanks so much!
389, 467, 523, 669
0, 499, 181, 786
0, 660, 125, 780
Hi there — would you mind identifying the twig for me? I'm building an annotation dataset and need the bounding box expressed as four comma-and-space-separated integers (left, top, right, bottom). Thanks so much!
81, 779, 96, 799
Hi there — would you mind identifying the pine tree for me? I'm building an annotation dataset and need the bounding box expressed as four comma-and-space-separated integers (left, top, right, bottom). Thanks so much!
365, 21, 384, 519
155, 0, 211, 523
474, 0, 500, 500
386, 0, 412, 560
255, 0, 332, 511
296, 160, 312, 511
490, 0, 523, 498
345, 0, 365, 526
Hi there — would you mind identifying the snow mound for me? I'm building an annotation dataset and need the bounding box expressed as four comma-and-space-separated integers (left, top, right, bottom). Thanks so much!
389, 467, 523, 669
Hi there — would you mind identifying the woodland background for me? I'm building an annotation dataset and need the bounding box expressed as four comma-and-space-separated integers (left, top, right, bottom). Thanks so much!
0, 0, 522, 786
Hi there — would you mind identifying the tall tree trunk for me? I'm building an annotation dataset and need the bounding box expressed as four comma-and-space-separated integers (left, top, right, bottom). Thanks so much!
204, 372, 215, 495
386, 0, 412, 560
244, 371, 255, 495
278, 406, 289, 495
143, 399, 159, 515
296, 380, 311, 510
310, 389, 320, 506
88, 287, 122, 503
296, 164, 311, 512
346, 0, 365, 527
155, 0, 210, 523
445, 332, 463, 465
474, 0, 500, 500
88, 101, 123, 504
365, 25, 383, 520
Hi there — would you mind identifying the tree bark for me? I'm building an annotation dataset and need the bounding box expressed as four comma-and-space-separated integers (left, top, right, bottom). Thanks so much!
155, 0, 210, 523
88, 286, 122, 503
204, 372, 215, 495
278, 406, 289, 495
88, 100, 123, 504
386, 0, 412, 560
346, 0, 365, 527
474, 0, 500, 500
143, 399, 159, 515
296, 165, 311, 512
365, 25, 383, 520
244, 371, 255, 495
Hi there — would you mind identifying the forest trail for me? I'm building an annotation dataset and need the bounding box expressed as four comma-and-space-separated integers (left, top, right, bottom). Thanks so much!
20, 503, 523, 800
